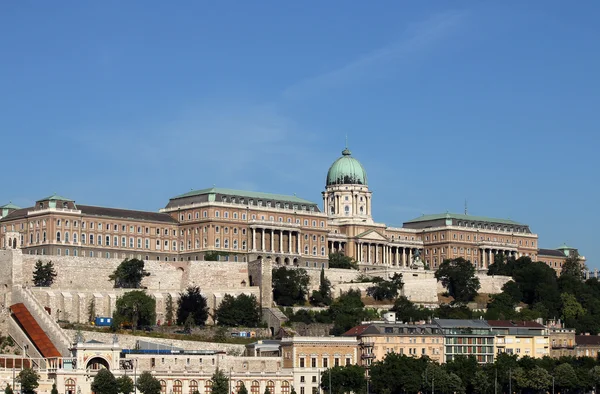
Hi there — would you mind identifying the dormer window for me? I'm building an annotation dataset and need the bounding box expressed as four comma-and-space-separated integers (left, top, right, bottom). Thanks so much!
39, 203, 43, 209
276, 203, 281, 209
63, 202, 68, 208
267, 202, 272, 208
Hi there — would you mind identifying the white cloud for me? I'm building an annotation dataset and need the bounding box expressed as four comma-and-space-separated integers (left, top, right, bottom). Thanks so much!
282, 10, 467, 99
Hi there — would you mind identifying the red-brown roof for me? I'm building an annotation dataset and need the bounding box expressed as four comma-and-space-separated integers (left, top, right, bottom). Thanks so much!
576, 335, 600, 346
10, 303, 62, 358
342, 324, 371, 336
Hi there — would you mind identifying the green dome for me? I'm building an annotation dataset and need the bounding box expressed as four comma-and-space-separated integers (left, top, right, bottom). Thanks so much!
326, 147, 368, 186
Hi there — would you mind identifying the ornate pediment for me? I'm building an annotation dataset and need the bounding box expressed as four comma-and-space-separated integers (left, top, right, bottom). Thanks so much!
356, 229, 388, 242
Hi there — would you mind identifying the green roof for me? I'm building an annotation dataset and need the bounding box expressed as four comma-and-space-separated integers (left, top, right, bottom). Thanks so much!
172, 187, 317, 205
557, 243, 576, 250
40, 194, 74, 202
326, 147, 368, 186
0, 202, 20, 210
405, 212, 523, 226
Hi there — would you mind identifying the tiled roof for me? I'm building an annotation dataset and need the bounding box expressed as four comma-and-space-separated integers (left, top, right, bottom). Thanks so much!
576, 335, 600, 346
79, 205, 177, 223
405, 213, 523, 226
171, 187, 316, 205
342, 324, 372, 336
538, 249, 566, 258
0, 205, 177, 224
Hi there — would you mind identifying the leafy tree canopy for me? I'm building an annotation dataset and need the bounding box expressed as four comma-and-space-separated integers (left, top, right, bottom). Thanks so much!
117, 375, 134, 394
367, 273, 403, 301
136, 371, 161, 394
215, 293, 261, 327
328, 252, 358, 270
391, 296, 432, 322
91, 369, 118, 394
435, 258, 480, 304
320, 365, 366, 394
112, 290, 156, 330
310, 268, 332, 307
211, 369, 229, 394
177, 286, 209, 326
17, 368, 39, 394
204, 251, 230, 261
32, 260, 57, 287
109, 258, 150, 288
272, 267, 310, 306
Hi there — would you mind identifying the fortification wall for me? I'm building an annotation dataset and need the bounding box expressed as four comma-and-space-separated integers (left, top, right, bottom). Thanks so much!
63, 329, 245, 354
30, 287, 260, 325
20, 255, 249, 291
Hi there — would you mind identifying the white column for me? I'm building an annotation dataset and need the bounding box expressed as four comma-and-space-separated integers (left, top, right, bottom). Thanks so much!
297, 232, 301, 255
271, 229, 275, 253
279, 230, 283, 253
261, 229, 265, 251
367, 244, 371, 263
252, 228, 256, 251
402, 248, 406, 266
481, 249, 486, 267
409, 248, 413, 265
488, 249, 492, 267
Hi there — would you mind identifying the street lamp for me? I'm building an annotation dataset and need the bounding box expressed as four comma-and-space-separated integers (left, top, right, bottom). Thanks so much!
134, 358, 138, 394
229, 367, 233, 394
552, 375, 555, 394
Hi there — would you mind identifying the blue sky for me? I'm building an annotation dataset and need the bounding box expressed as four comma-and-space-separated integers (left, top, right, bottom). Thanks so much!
1, 2, 598, 267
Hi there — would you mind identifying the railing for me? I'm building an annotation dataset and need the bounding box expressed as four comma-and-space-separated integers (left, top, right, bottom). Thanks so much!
12, 285, 72, 356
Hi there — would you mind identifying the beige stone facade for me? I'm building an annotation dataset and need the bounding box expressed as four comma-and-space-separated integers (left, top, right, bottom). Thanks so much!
0, 147, 583, 275
280, 336, 359, 394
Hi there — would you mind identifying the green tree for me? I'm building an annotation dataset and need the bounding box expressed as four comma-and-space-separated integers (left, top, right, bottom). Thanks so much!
502, 280, 523, 303
486, 292, 517, 320
204, 251, 230, 261
109, 258, 150, 288
391, 296, 432, 322
32, 260, 57, 287
17, 368, 39, 394
561, 251, 585, 280
434, 258, 480, 303
554, 363, 579, 392
184, 313, 195, 332
272, 267, 310, 306
165, 293, 174, 326
370, 353, 428, 393
112, 290, 156, 330
136, 371, 161, 394
238, 383, 248, 394
367, 273, 403, 301
320, 365, 366, 394
91, 369, 118, 394
117, 375, 134, 394
472, 370, 491, 394
445, 355, 478, 392
51, 383, 58, 394
211, 369, 229, 394
177, 286, 209, 326
328, 252, 358, 270
590, 365, 600, 391
215, 294, 261, 326
4, 384, 13, 394
329, 289, 368, 335
561, 292, 586, 322
88, 298, 96, 323
290, 387, 297, 394
310, 268, 332, 306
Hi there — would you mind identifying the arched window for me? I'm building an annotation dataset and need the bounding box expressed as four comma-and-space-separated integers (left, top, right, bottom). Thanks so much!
43, 231, 47, 242
189, 380, 198, 394
73, 233, 78, 243
173, 380, 182, 394
56, 231, 61, 242
236, 381, 246, 393
205, 380, 213, 393
81, 233, 86, 244
266, 381, 275, 394
160, 380, 166, 394
251, 381, 260, 394
90, 234, 94, 244
65, 378, 76, 394
281, 381, 290, 394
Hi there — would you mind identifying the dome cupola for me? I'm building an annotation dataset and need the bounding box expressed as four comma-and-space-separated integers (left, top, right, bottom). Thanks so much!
326, 147, 368, 186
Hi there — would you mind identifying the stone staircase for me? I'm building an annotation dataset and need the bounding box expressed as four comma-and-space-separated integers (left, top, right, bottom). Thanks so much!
10, 286, 72, 356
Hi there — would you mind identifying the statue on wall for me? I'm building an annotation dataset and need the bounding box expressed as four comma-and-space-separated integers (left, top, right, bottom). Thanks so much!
410, 249, 424, 270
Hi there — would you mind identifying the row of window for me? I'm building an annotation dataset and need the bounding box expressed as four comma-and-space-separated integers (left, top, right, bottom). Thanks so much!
423, 232, 536, 247
455, 221, 529, 234
179, 210, 325, 228
298, 356, 351, 368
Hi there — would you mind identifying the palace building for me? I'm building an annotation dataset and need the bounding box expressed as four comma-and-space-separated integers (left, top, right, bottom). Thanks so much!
0, 146, 584, 274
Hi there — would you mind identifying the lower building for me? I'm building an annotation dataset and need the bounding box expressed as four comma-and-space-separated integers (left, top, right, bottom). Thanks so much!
548, 322, 576, 358
280, 336, 359, 394
487, 320, 549, 358
575, 334, 600, 358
